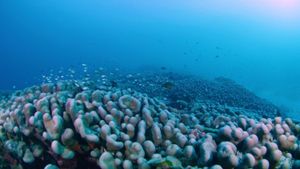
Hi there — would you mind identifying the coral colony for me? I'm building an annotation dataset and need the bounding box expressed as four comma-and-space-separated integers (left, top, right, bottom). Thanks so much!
0, 70, 300, 169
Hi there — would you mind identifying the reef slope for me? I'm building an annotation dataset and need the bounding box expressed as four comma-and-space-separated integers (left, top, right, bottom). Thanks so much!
0, 79, 299, 169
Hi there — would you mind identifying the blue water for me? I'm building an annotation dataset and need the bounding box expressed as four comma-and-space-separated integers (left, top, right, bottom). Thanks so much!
1, 0, 300, 118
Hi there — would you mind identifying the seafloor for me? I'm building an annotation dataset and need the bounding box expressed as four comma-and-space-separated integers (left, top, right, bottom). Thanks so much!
0, 72, 299, 169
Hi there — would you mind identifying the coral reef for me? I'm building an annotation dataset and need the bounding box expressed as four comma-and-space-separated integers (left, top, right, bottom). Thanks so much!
117, 72, 281, 118
0, 80, 299, 169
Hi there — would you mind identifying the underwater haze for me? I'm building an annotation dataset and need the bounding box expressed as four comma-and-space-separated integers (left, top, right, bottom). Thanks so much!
2, 1, 300, 169
1, 0, 300, 119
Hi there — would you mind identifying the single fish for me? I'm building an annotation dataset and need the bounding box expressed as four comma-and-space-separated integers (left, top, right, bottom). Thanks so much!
110, 80, 118, 87
161, 66, 167, 70
162, 82, 174, 90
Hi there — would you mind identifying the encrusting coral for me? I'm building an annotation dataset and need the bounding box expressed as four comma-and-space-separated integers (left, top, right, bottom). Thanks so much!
0, 80, 299, 169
